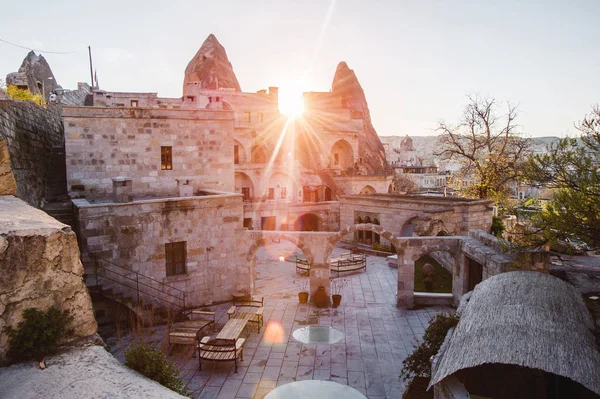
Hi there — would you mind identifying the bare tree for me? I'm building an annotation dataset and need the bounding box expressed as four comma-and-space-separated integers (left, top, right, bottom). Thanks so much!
435, 95, 532, 204
389, 172, 418, 194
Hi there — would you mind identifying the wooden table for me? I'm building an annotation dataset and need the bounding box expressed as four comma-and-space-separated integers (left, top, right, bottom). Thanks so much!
217, 318, 247, 340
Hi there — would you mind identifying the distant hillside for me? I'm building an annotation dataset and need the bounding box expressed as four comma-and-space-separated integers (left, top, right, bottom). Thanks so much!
380, 135, 562, 165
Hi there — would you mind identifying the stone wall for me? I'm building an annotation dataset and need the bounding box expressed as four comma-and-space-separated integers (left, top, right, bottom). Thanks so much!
340, 194, 493, 238
0, 101, 64, 207
242, 201, 340, 231
63, 106, 235, 199
74, 191, 245, 307
0, 196, 97, 365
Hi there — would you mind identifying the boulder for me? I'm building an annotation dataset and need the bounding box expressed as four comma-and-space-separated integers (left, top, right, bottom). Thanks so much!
0, 196, 97, 365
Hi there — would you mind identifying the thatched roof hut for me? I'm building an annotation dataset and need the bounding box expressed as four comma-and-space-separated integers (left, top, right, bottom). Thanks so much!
430, 271, 600, 397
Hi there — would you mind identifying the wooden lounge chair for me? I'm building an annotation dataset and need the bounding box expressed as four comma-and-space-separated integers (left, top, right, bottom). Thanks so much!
168, 309, 215, 347
227, 297, 264, 333
198, 336, 246, 372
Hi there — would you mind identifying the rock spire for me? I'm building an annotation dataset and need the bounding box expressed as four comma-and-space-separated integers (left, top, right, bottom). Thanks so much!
331, 61, 390, 174
183, 34, 241, 92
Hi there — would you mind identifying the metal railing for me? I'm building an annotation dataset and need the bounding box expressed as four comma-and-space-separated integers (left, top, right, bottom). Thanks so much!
93, 255, 186, 312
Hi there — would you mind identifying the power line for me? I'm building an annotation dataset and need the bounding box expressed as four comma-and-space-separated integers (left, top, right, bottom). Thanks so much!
0, 38, 82, 54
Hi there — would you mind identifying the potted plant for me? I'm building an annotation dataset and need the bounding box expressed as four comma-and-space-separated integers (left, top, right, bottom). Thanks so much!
294, 277, 309, 304
331, 278, 348, 308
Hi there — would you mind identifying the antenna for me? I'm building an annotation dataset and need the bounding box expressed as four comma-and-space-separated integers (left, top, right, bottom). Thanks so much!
88, 46, 94, 88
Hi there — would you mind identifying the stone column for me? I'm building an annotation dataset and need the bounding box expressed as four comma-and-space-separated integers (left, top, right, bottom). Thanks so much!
397, 259, 415, 308
112, 177, 132, 203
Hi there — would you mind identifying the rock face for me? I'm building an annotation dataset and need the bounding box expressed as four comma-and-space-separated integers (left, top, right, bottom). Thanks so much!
331, 62, 390, 175
183, 34, 241, 92
6, 51, 59, 99
0, 196, 97, 365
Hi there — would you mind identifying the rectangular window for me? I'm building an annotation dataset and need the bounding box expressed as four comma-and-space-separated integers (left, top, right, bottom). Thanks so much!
165, 241, 186, 277
130, 100, 138, 107
244, 112, 251, 123
334, 153, 339, 166
280, 187, 287, 199
241, 187, 250, 201
161, 146, 172, 170
243, 218, 253, 230
234, 145, 239, 164
267, 188, 275, 200
257, 112, 263, 123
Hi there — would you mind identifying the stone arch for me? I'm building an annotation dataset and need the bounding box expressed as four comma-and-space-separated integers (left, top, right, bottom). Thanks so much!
233, 139, 246, 164
323, 185, 336, 201
327, 223, 401, 263
359, 185, 376, 195
294, 213, 321, 231
400, 214, 432, 237
244, 231, 314, 296
235, 172, 254, 201
251, 145, 268, 164
330, 139, 354, 170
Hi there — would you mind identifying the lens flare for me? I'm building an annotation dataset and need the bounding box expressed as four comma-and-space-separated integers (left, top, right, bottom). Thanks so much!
263, 321, 285, 344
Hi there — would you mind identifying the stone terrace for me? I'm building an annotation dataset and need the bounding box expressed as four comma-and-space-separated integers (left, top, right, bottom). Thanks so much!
107, 242, 450, 398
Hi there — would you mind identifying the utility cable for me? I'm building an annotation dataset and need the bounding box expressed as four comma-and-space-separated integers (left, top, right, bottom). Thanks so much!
0, 38, 82, 54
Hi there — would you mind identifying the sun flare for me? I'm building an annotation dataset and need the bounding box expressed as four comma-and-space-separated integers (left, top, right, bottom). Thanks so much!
278, 84, 305, 117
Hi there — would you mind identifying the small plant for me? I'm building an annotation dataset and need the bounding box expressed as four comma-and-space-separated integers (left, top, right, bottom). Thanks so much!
400, 313, 459, 381
331, 277, 349, 295
491, 215, 505, 237
372, 243, 393, 252
125, 341, 189, 395
5, 306, 74, 367
293, 277, 309, 293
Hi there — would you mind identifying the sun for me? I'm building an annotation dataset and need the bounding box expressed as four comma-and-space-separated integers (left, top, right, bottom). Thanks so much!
278, 84, 305, 117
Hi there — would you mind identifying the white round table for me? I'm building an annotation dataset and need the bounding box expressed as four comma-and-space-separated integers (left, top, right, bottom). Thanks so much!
264, 380, 367, 399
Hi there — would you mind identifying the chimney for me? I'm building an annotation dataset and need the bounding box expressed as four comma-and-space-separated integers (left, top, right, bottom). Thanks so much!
177, 179, 193, 197
112, 177, 133, 203
269, 86, 279, 103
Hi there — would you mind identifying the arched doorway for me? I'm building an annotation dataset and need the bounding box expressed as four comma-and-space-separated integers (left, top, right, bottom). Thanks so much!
294, 213, 321, 231
330, 139, 354, 171
324, 186, 334, 201
268, 172, 295, 201
233, 139, 246, 164
235, 172, 254, 201
251, 145, 268, 164
359, 185, 376, 195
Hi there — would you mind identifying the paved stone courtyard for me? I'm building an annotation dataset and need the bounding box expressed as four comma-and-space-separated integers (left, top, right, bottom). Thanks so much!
107, 241, 450, 398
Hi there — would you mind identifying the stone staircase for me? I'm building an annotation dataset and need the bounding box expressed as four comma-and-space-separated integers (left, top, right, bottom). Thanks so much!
317, 168, 345, 197
85, 256, 187, 327
42, 146, 74, 227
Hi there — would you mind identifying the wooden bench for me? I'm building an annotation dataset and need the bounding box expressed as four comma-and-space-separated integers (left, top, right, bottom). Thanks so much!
198, 336, 246, 372
331, 253, 367, 277
295, 255, 310, 274
227, 297, 264, 333
168, 310, 215, 347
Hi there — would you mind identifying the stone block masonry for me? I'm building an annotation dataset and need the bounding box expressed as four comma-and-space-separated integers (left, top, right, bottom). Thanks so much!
75, 190, 245, 307
0, 196, 97, 365
63, 106, 235, 199
0, 101, 64, 207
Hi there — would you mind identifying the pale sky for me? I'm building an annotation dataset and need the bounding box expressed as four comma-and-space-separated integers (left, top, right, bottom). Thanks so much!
1, 0, 599, 137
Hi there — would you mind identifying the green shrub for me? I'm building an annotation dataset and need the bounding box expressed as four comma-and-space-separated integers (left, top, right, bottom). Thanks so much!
125, 341, 189, 395
400, 313, 459, 381
5, 306, 74, 362
372, 243, 393, 252
491, 215, 505, 237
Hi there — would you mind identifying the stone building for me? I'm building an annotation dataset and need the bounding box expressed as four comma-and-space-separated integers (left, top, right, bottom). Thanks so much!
57, 34, 540, 311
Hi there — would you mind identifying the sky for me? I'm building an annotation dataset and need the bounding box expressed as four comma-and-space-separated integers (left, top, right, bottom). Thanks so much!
1, 0, 599, 137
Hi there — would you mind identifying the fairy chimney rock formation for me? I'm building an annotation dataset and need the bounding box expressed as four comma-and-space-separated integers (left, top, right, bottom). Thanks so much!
331, 61, 389, 175
6, 51, 59, 99
183, 34, 241, 92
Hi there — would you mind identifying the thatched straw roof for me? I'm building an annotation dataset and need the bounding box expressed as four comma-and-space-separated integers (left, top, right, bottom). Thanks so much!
429, 271, 600, 394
